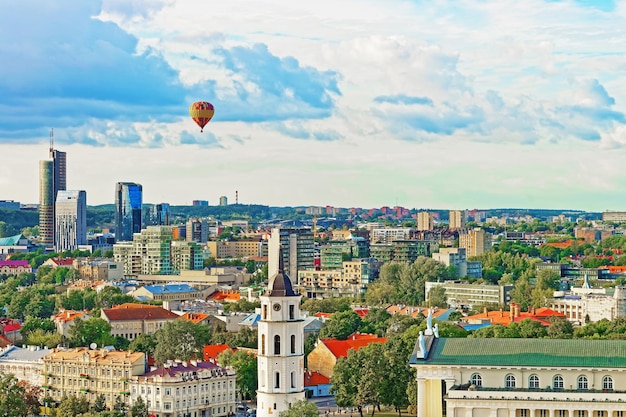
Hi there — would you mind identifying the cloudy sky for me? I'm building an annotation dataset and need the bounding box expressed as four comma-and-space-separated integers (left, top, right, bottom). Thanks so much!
1, 0, 625, 211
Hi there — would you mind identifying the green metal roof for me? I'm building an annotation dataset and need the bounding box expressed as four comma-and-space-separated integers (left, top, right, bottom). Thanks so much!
410, 338, 626, 368
0, 234, 25, 246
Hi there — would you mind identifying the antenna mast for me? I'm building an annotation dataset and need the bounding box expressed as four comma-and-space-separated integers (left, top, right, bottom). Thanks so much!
49, 128, 54, 157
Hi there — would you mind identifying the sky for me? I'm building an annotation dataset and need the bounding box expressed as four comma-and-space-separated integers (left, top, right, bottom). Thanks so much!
1, 0, 626, 211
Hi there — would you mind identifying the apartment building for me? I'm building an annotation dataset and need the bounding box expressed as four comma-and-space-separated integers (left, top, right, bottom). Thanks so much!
205, 240, 262, 260
449, 210, 465, 230
129, 360, 236, 417
416, 211, 434, 231
425, 281, 512, 309
459, 228, 487, 257
41, 347, 145, 409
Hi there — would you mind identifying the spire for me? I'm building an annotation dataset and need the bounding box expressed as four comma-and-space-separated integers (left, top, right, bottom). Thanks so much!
267, 245, 297, 297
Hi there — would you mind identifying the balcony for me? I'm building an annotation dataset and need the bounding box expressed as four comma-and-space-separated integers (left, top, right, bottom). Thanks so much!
120, 378, 128, 382
42, 373, 53, 377
80, 388, 89, 393
41, 385, 51, 390
80, 374, 89, 379
120, 391, 131, 395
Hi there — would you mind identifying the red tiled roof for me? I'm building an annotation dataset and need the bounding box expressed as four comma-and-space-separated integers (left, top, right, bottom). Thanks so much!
315, 312, 332, 319
0, 335, 11, 348
3, 323, 22, 332
209, 292, 241, 301
321, 333, 386, 359
0, 260, 30, 268
50, 257, 75, 266
180, 312, 210, 324
304, 371, 331, 387
112, 303, 162, 309
103, 306, 179, 321
353, 308, 369, 318
203, 344, 233, 361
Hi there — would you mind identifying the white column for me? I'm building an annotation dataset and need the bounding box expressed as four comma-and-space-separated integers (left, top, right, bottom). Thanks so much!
549, 408, 555, 417
417, 378, 426, 417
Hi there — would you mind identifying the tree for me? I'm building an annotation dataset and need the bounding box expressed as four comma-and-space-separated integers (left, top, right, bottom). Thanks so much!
319, 310, 361, 340
24, 328, 62, 348
94, 394, 107, 412
217, 350, 257, 400
113, 395, 128, 416
427, 285, 447, 308
547, 317, 574, 339
128, 333, 157, 356
278, 399, 318, 417
154, 320, 211, 365
332, 350, 361, 416
95, 286, 135, 309
0, 372, 27, 417
57, 394, 89, 417
67, 317, 115, 348
130, 395, 149, 417
380, 336, 412, 416
17, 380, 42, 417
358, 308, 391, 337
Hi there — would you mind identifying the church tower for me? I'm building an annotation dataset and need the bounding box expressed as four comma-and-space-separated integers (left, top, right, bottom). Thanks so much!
257, 247, 305, 416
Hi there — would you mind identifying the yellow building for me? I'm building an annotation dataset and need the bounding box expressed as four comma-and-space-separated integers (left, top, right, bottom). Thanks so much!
417, 212, 434, 231
410, 329, 626, 417
459, 228, 486, 257
449, 210, 465, 230
41, 347, 145, 408
206, 240, 262, 260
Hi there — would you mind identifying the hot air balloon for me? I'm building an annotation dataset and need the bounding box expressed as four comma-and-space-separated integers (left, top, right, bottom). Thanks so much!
189, 101, 215, 132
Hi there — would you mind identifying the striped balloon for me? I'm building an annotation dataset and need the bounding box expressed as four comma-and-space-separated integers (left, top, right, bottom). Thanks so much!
189, 101, 215, 132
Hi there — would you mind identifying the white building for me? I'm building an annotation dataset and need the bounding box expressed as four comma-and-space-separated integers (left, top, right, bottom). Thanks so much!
410, 330, 626, 417
550, 284, 626, 325
129, 360, 236, 417
55, 190, 87, 252
0, 345, 51, 387
257, 246, 305, 417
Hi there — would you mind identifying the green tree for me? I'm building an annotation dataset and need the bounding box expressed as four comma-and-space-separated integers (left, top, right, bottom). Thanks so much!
24, 328, 62, 348
57, 394, 90, 417
278, 399, 318, 417
427, 285, 447, 308
153, 320, 211, 365
0, 372, 27, 417
331, 349, 361, 416
217, 350, 257, 400
113, 395, 128, 416
17, 380, 42, 417
319, 310, 361, 340
21, 316, 56, 336
547, 317, 574, 339
67, 317, 115, 348
381, 336, 412, 416
93, 394, 107, 412
128, 333, 157, 356
358, 308, 391, 336
95, 286, 135, 309
130, 395, 149, 417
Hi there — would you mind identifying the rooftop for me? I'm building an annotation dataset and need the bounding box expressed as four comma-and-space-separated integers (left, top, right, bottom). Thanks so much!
142, 284, 199, 294
321, 333, 387, 359
103, 305, 180, 321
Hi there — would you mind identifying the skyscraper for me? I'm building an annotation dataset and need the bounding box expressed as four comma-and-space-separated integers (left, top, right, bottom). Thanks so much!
39, 132, 66, 247
143, 203, 170, 227
115, 182, 143, 242
55, 190, 87, 252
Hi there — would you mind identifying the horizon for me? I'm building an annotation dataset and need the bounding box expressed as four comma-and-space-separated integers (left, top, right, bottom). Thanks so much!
2, 1, 626, 212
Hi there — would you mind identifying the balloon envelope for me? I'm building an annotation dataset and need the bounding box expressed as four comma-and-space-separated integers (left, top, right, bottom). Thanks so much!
189, 101, 215, 132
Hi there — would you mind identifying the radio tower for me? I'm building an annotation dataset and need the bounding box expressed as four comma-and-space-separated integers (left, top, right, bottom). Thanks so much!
49, 128, 54, 157
236, 190, 238, 205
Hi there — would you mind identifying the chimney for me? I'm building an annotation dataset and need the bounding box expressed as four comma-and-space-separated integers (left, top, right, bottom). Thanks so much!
483, 306, 488, 317
500, 308, 503, 318
514, 306, 520, 318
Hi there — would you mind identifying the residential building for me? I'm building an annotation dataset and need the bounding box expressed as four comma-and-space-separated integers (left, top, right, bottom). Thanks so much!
304, 371, 332, 398
219, 196, 228, 206
74, 258, 124, 281
459, 228, 486, 257
42, 257, 75, 269
113, 226, 173, 275
0, 259, 32, 275
39, 141, 66, 247
307, 333, 386, 378
129, 360, 236, 417
0, 345, 51, 387
432, 247, 483, 279
130, 284, 203, 303
460, 304, 565, 329
115, 182, 143, 242
602, 211, 626, 222
53, 309, 91, 337
170, 240, 203, 273
370, 240, 431, 263
410, 329, 626, 417
41, 347, 145, 409
268, 227, 315, 283
143, 203, 170, 227
101, 304, 180, 340
205, 240, 262, 260
186, 218, 208, 243
417, 211, 434, 231
257, 252, 306, 417
55, 190, 87, 251
449, 210, 465, 230
425, 281, 513, 309
370, 227, 412, 244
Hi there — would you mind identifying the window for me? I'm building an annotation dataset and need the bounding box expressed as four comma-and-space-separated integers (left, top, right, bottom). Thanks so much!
274, 335, 281, 355
469, 373, 482, 387
290, 335, 296, 354
557, 411, 566, 417
291, 371, 295, 388
529, 374, 540, 389
577, 375, 588, 390
275, 372, 280, 388
289, 304, 295, 320
263, 304, 267, 320
505, 374, 516, 389
553, 375, 564, 390
602, 376, 613, 391
539, 411, 547, 417
520, 410, 528, 417
261, 334, 266, 355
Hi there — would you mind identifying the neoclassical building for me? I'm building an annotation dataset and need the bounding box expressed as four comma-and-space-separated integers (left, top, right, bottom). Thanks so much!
410, 329, 626, 417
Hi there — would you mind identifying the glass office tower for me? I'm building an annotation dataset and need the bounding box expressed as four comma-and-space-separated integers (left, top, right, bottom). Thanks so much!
115, 182, 143, 242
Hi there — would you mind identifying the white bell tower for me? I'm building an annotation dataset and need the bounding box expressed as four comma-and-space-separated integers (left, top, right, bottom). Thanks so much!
257, 244, 305, 416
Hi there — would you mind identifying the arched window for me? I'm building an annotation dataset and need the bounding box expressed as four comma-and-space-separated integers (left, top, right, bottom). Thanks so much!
290, 335, 296, 354
470, 373, 482, 387
529, 374, 540, 389
603, 376, 613, 391
577, 375, 588, 390
553, 375, 564, 390
261, 334, 265, 355
275, 372, 280, 388
274, 335, 281, 355
505, 374, 516, 389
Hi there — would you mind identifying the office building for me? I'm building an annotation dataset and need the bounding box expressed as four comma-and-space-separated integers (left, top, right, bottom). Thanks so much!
459, 228, 486, 257
55, 190, 87, 252
449, 210, 465, 230
268, 228, 315, 283
417, 211, 434, 231
39, 143, 66, 247
115, 182, 143, 242
143, 203, 170, 227
186, 218, 208, 243
425, 280, 511, 309
219, 196, 228, 206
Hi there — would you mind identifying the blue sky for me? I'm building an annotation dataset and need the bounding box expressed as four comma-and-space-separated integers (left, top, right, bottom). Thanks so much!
1, 0, 625, 211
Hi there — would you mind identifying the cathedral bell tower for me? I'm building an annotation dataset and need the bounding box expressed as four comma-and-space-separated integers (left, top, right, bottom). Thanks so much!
257, 248, 305, 416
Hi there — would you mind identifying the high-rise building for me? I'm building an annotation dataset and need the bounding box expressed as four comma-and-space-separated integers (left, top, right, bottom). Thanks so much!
113, 226, 173, 275
39, 137, 67, 247
417, 211, 434, 231
449, 210, 465, 230
269, 227, 315, 284
219, 196, 228, 206
55, 190, 86, 252
115, 182, 142, 242
186, 218, 208, 243
143, 203, 170, 227
459, 228, 486, 258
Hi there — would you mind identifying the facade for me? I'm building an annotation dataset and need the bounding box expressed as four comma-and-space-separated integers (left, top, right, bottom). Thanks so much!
433, 248, 483, 279
74, 258, 124, 281
113, 226, 173, 275
55, 190, 87, 251
298, 260, 374, 298
131, 284, 202, 303
101, 304, 180, 340
53, 309, 91, 337
170, 240, 204, 273
143, 203, 170, 227
0, 345, 51, 387
449, 210, 465, 230
417, 211, 434, 231
41, 347, 145, 409
0, 259, 32, 275
186, 218, 208, 243
370, 240, 431, 263
257, 256, 305, 417
115, 182, 143, 242
269, 227, 315, 283
425, 281, 513, 309
459, 228, 486, 257
410, 331, 626, 417
129, 360, 236, 417
370, 227, 411, 244
550, 286, 626, 324
307, 333, 386, 378
205, 240, 262, 260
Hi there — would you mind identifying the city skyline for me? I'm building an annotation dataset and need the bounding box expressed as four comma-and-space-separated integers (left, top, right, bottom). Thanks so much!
2, 1, 626, 211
